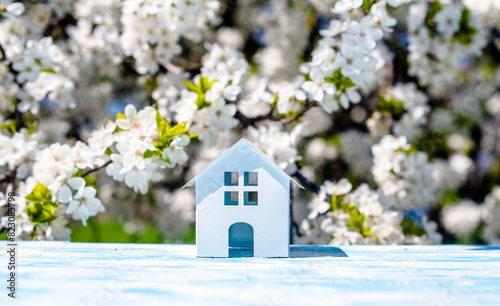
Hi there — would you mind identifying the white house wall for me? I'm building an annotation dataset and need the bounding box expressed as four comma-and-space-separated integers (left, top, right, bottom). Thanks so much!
195, 142, 290, 257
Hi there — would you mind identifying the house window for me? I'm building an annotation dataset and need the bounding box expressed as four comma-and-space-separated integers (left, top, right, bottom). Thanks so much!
244, 191, 258, 205
225, 191, 239, 205
244, 172, 258, 186
224, 172, 238, 186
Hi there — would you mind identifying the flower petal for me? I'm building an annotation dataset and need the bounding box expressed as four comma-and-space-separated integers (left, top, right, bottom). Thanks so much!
58, 185, 72, 204
82, 186, 97, 199
66, 200, 80, 214
68, 177, 86, 191
124, 104, 137, 120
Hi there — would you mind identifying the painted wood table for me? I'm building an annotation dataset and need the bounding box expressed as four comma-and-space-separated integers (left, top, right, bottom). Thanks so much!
1, 242, 499, 305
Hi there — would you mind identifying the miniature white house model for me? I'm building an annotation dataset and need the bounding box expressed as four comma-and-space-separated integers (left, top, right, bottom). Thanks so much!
183, 139, 303, 258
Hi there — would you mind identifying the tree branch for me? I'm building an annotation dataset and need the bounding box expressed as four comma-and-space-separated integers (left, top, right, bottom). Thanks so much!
234, 102, 318, 128
280, 102, 318, 124
292, 169, 320, 194
0, 169, 16, 186
234, 110, 275, 128
0, 43, 6, 61
81, 160, 112, 177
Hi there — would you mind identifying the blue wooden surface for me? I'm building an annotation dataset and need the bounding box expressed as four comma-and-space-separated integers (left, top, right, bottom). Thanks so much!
1, 242, 499, 305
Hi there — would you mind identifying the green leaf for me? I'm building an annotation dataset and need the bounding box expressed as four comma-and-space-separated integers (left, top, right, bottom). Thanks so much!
376, 95, 405, 117
182, 80, 199, 93
41, 67, 56, 73
1, 120, 17, 134
143, 150, 155, 158
105, 147, 113, 155
27, 121, 37, 134
401, 218, 426, 237
25, 182, 58, 226
441, 190, 461, 205
164, 122, 188, 139
143, 76, 158, 92
195, 94, 208, 110
325, 68, 355, 91
25, 182, 52, 204
199, 76, 216, 93
425, 1, 443, 38
332, 201, 372, 238
452, 8, 477, 45
25, 202, 58, 225
83, 175, 96, 185
183, 76, 216, 110
395, 146, 419, 156
98, 75, 112, 83
116, 112, 127, 120
363, 0, 372, 13
341, 77, 356, 89
156, 111, 162, 127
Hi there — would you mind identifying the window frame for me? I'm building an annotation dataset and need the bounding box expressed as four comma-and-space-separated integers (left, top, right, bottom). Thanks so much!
244, 191, 258, 206
244, 171, 258, 186
224, 172, 239, 186
224, 191, 239, 206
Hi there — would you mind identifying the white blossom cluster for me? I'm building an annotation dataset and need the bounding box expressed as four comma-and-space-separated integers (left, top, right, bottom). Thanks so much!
301, 178, 441, 245
0, 128, 40, 179
172, 44, 248, 144
367, 83, 430, 142
302, 1, 399, 112
407, 0, 488, 97
371, 135, 436, 209
120, 0, 221, 74
440, 186, 500, 244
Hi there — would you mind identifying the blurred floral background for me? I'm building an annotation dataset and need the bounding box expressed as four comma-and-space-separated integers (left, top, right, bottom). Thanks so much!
0, 0, 499, 245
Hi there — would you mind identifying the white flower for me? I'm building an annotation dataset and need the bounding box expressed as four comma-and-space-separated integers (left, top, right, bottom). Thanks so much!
57, 176, 104, 226
442, 200, 483, 238
347, 17, 384, 50
32, 143, 77, 193
58, 177, 86, 204
205, 81, 241, 103
319, 20, 347, 37
163, 134, 190, 168
276, 78, 307, 114
308, 190, 330, 219
334, 40, 366, 77
206, 98, 237, 131
371, 2, 397, 33
88, 122, 116, 156
331, 0, 363, 14
106, 151, 163, 194
323, 178, 352, 196
66, 186, 104, 226
0, 1, 25, 19
72, 141, 95, 170
0, 128, 38, 178
202, 44, 249, 85
302, 67, 335, 102
12, 38, 57, 83
328, 223, 363, 245
364, 211, 404, 245
115, 104, 140, 130
337, 87, 361, 109
435, 6, 461, 38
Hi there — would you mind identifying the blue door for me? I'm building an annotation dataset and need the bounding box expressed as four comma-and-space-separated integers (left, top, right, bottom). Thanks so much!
228, 222, 254, 257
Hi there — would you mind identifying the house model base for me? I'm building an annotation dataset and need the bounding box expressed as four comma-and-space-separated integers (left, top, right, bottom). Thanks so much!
183, 139, 303, 258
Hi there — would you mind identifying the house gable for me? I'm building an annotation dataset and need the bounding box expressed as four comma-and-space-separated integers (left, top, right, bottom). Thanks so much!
183, 138, 303, 190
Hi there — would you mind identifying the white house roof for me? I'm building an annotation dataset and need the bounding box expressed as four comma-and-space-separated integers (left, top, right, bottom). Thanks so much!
182, 138, 304, 189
